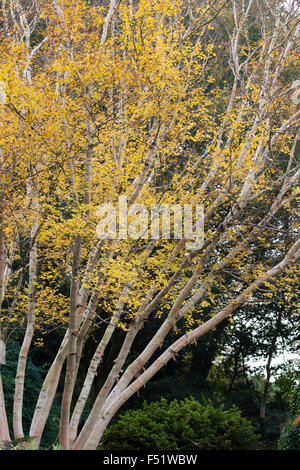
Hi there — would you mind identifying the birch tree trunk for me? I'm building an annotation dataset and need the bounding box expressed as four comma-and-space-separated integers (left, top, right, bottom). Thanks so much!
59, 235, 82, 449
0, 372, 10, 442
13, 180, 39, 439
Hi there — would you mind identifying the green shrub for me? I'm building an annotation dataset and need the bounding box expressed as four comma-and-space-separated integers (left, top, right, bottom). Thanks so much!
278, 386, 300, 450
100, 397, 258, 450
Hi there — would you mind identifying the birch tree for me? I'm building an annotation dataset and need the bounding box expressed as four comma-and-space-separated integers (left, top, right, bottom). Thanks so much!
0, 0, 299, 449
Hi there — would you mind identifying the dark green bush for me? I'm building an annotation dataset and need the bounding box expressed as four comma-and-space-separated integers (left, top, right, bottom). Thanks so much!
278, 386, 300, 450
100, 397, 258, 450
